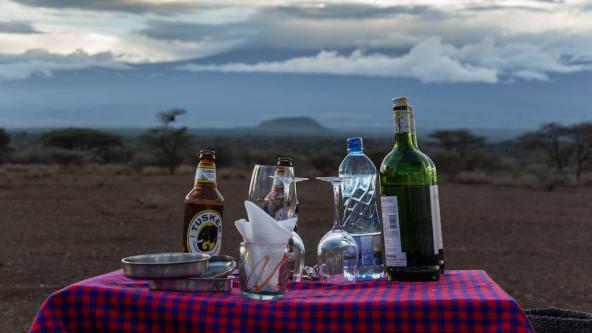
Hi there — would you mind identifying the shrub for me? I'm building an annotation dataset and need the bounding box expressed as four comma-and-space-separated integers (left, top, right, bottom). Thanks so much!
0, 128, 12, 164
92, 146, 133, 164
310, 154, 340, 174
47, 148, 87, 167
9, 147, 51, 164
518, 164, 567, 191
128, 153, 159, 172
41, 128, 123, 151
430, 150, 466, 176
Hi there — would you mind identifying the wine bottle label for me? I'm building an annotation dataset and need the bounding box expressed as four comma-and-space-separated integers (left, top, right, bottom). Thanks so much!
186, 210, 222, 255
195, 166, 216, 182
380, 196, 407, 267
394, 111, 411, 133
429, 185, 443, 250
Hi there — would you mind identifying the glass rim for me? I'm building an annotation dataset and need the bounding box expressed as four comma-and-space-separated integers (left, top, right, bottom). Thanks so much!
252, 164, 293, 169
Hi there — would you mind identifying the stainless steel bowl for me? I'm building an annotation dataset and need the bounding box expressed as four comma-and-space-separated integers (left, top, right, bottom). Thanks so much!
122, 253, 210, 279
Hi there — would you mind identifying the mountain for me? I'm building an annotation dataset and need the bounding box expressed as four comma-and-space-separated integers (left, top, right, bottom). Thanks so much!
0, 49, 591, 130
256, 117, 330, 134
184, 116, 334, 137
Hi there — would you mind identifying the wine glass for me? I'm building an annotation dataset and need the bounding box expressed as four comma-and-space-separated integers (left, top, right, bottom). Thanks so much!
248, 165, 308, 281
248, 165, 297, 219
316, 177, 358, 283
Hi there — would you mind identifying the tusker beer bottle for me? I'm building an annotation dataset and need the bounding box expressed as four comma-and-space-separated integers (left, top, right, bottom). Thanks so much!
380, 97, 440, 281
263, 157, 295, 221
183, 149, 224, 256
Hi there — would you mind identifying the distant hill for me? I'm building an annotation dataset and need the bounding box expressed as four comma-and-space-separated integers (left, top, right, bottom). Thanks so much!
256, 117, 330, 134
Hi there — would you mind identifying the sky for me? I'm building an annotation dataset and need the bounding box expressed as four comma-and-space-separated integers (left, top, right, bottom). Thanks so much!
0, 0, 591, 131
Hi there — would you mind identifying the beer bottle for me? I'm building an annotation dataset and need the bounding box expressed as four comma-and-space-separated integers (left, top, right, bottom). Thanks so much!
263, 157, 295, 221
183, 149, 224, 255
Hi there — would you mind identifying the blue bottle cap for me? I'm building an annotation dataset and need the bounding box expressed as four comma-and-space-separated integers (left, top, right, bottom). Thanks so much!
347, 137, 364, 152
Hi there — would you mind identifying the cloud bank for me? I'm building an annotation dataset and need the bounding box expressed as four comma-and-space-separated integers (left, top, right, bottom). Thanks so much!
1, 1, 592, 83
8, 0, 200, 15
178, 37, 585, 83
0, 49, 129, 81
0, 21, 40, 34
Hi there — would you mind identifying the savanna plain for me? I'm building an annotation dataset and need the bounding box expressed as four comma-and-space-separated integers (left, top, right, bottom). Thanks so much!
1, 167, 591, 332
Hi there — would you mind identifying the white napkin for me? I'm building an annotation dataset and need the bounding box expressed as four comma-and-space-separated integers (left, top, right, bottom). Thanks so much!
236, 201, 297, 291
244, 201, 296, 244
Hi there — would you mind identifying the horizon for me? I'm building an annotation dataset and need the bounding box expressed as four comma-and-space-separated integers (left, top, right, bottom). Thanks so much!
3, 115, 531, 141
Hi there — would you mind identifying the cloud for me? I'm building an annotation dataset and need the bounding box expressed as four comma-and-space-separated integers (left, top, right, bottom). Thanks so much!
134, 1, 591, 55
0, 21, 41, 34
178, 37, 588, 83
268, 3, 447, 20
137, 20, 255, 43
4, 0, 592, 78
178, 38, 497, 83
9, 0, 199, 15
0, 49, 129, 81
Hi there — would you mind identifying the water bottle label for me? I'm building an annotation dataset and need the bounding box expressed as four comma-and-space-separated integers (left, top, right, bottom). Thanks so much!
429, 185, 443, 251
380, 196, 407, 267
353, 235, 383, 267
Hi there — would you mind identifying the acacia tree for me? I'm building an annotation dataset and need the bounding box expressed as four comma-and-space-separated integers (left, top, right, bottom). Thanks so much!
427, 129, 489, 174
142, 108, 193, 174
517, 123, 574, 170
429, 129, 486, 158
568, 122, 592, 183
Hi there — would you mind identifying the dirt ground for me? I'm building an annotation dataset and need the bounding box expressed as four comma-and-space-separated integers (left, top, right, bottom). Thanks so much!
1, 168, 591, 332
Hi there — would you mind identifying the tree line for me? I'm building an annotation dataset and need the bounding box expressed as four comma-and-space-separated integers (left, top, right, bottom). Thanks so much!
1, 109, 591, 190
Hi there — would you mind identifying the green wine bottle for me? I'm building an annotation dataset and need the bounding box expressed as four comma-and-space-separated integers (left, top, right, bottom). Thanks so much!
409, 105, 445, 274
380, 97, 440, 281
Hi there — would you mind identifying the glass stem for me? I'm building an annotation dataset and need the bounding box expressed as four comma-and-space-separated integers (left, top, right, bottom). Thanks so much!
331, 182, 342, 231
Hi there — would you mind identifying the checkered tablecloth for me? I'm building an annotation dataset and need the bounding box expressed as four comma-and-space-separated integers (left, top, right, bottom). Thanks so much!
29, 270, 533, 333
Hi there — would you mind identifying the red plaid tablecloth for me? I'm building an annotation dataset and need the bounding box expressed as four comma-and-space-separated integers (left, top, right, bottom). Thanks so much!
29, 270, 533, 333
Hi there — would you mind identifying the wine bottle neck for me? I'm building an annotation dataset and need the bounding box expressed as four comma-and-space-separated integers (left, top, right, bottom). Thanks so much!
393, 110, 414, 148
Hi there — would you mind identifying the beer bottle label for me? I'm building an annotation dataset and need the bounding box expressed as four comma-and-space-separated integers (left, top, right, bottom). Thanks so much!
195, 166, 216, 183
186, 210, 222, 255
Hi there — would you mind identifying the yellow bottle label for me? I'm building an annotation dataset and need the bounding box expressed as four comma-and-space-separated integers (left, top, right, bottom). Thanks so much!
186, 210, 222, 255
195, 166, 216, 183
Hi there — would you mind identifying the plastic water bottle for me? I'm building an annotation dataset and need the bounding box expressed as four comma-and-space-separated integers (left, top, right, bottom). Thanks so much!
339, 137, 384, 280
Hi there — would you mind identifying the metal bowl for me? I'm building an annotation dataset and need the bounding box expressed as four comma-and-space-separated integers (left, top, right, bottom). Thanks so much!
122, 253, 210, 279
200, 255, 236, 278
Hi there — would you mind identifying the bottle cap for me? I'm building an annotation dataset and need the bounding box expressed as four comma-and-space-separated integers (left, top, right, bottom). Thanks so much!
277, 157, 293, 167
347, 137, 364, 152
392, 96, 409, 108
199, 149, 216, 160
